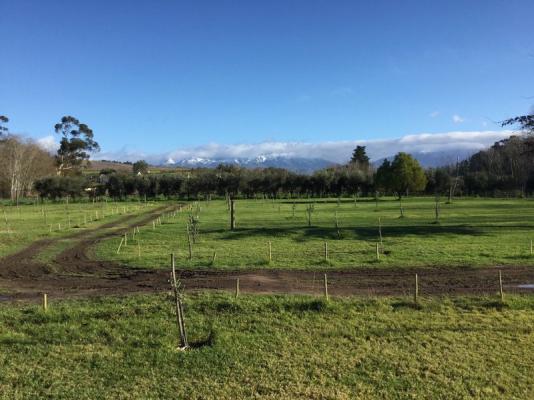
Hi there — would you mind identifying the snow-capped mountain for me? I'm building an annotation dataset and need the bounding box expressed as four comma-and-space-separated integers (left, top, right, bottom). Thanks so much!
161, 148, 475, 173
164, 154, 335, 173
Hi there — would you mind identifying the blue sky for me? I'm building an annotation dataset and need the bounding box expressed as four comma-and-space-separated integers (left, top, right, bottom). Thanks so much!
1, 0, 532, 161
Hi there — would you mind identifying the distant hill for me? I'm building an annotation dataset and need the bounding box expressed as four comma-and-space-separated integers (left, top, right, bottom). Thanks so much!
86, 160, 133, 173
372, 149, 475, 168
167, 155, 336, 174
90, 149, 474, 175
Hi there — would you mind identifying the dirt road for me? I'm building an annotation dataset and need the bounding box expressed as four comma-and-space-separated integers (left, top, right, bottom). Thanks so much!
1, 205, 534, 302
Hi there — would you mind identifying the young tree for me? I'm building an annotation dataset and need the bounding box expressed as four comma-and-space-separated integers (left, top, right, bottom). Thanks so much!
133, 160, 149, 175
350, 145, 370, 168
0, 115, 8, 137
54, 116, 100, 175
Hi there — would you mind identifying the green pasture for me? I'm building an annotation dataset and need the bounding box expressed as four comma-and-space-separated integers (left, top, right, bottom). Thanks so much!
96, 197, 534, 269
0, 292, 532, 399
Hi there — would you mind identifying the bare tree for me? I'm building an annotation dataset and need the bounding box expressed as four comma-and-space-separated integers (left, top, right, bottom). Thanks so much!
0, 136, 55, 202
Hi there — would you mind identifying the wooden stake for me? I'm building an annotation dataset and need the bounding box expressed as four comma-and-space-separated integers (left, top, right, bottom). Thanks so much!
499, 270, 504, 303
378, 217, 383, 248
230, 199, 236, 230
235, 278, 240, 298
323, 273, 329, 301
137, 240, 141, 258
124, 232, 128, 246
170, 254, 188, 349
530, 240, 533, 255
414, 273, 419, 304
324, 241, 329, 261
211, 251, 217, 265
42, 293, 48, 311
376, 243, 380, 260
187, 225, 193, 261
268, 241, 272, 262
116, 237, 124, 254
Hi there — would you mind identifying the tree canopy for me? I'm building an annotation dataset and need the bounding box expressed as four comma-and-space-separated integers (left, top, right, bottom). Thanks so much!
0, 115, 8, 137
55, 116, 99, 176
376, 152, 427, 197
350, 145, 370, 168
501, 113, 534, 134
133, 160, 149, 175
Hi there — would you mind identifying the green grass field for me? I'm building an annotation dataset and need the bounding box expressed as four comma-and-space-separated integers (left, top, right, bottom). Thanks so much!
95, 197, 534, 270
0, 200, 157, 259
0, 292, 532, 399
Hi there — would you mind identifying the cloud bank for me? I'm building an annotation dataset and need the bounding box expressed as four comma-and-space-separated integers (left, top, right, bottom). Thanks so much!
86, 130, 514, 165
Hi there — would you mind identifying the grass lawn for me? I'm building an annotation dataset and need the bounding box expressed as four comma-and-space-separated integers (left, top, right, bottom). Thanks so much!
0, 292, 532, 399
95, 197, 534, 270
0, 200, 157, 259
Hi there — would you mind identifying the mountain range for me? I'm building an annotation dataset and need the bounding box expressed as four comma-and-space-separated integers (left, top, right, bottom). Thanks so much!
163, 149, 475, 173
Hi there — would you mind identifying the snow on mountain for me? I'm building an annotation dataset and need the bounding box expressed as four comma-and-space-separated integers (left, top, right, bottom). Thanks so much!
168, 148, 475, 173
168, 154, 335, 173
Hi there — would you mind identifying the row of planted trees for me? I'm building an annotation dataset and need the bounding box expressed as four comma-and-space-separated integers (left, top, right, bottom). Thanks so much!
34, 164, 375, 200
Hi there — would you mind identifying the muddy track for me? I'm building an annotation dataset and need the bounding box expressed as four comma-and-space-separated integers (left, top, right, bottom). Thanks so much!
1, 205, 534, 301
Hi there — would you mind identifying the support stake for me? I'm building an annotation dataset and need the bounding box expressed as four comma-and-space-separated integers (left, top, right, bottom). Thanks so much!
414, 273, 419, 305
499, 270, 504, 303
324, 273, 329, 301
170, 254, 188, 349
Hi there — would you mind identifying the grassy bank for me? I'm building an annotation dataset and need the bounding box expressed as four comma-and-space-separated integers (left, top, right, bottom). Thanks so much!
0, 292, 532, 399
96, 197, 534, 269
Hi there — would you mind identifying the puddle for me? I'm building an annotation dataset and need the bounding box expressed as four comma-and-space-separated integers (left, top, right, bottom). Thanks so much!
517, 284, 534, 289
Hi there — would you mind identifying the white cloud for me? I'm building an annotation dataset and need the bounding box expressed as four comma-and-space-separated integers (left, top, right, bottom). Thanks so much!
94, 130, 514, 165
452, 114, 465, 123
36, 135, 59, 153
429, 111, 440, 118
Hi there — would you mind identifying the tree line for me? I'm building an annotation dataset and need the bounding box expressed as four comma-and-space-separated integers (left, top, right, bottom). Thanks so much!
2, 112, 534, 202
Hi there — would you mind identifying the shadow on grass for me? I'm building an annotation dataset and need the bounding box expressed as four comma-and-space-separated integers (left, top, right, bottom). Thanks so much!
189, 328, 218, 349
279, 198, 380, 205
391, 301, 423, 311
452, 297, 509, 311
212, 224, 484, 241
286, 299, 330, 312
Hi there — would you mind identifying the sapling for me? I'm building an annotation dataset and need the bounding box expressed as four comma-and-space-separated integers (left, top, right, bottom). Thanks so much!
434, 195, 440, 222
335, 211, 341, 239
306, 203, 315, 227
188, 213, 200, 243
